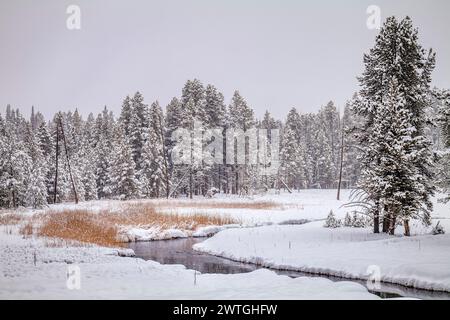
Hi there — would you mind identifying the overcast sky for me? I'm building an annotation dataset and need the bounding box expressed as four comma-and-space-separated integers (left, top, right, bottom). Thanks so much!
0, 0, 449, 121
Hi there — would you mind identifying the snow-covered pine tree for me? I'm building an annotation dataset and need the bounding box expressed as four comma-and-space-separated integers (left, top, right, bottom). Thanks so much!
108, 127, 139, 200
119, 95, 133, 136
365, 78, 434, 235
435, 89, 450, 202
227, 90, 256, 195
165, 97, 183, 149
322, 101, 340, 179
181, 79, 207, 123
23, 124, 48, 208
164, 97, 184, 197
95, 137, 112, 199
81, 156, 97, 201
341, 98, 363, 188
178, 80, 208, 197
129, 92, 149, 173
354, 16, 436, 235
139, 101, 169, 198
259, 111, 279, 190
94, 108, 115, 199
344, 212, 352, 227
324, 210, 341, 228
84, 113, 97, 148
298, 113, 315, 187
308, 114, 334, 189
0, 113, 31, 208
204, 84, 226, 128
280, 108, 306, 190
204, 84, 227, 193
78, 139, 97, 201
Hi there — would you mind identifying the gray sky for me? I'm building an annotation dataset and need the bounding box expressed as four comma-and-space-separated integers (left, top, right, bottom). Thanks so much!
0, 0, 449, 121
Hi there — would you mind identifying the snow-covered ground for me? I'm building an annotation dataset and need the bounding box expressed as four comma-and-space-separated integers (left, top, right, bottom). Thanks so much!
1, 189, 449, 298
0, 230, 378, 299
193, 190, 450, 292
194, 222, 450, 292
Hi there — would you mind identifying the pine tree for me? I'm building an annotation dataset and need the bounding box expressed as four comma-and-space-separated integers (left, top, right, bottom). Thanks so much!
0, 122, 31, 208
435, 89, 450, 202
108, 128, 139, 200
228, 91, 255, 131
23, 125, 48, 208
119, 95, 133, 136
259, 111, 279, 190
129, 92, 149, 173
181, 79, 206, 123
204, 84, 226, 128
227, 91, 256, 195
139, 101, 169, 198
280, 108, 306, 190
341, 98, 363, 187
354, 16, 436, 235
324, 210, 341, 228
93, 107, 115, 199
344, 212, 352, 227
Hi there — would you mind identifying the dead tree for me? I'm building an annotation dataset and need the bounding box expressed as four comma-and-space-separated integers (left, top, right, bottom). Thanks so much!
53, 113, 79, 204
337, 118, 345, 201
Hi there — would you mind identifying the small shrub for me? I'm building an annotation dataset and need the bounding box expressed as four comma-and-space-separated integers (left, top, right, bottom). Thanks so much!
352, 212, 367, 228
344, 213, 352, 227
324, 210, 341, 228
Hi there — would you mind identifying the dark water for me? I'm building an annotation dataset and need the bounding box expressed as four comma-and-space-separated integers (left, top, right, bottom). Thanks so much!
128, 237, 450, 300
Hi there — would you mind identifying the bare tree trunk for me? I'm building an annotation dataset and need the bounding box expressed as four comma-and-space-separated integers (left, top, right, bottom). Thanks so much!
189, 168, 193, 199
404, 219, 410, 237
388, 213, 396, 235
382, 205, 389, 233
235, 166, 239, 195
373, 201, 380, 234
337, 118, 345, 200
159, 125, 170, 199
11, 190, 16, 208
58, 116, 78, 204
53, 122, 59, 204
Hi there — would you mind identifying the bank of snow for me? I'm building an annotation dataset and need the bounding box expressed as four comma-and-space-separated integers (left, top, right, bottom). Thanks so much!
121, 224, 243, 241
194, 221, 450, 292
0, 231, 379, 300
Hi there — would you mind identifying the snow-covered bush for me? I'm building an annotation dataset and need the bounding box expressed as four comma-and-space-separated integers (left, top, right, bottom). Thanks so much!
324, 210, 341, 228
344, 213, 352, 227
205, 187, 219, 198
432, 221, 445, 235
352, 212, 367, 228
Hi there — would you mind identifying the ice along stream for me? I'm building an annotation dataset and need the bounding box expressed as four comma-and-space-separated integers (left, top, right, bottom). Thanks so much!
128, 237, 450, 300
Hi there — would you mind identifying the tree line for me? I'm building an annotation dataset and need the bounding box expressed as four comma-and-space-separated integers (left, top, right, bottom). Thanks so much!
0, 16, 449, 238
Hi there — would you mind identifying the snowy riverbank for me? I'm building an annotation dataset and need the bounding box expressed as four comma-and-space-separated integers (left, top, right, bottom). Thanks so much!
0, 229, 379, 299
194, 221, 450, 292
2, 189, 449, 298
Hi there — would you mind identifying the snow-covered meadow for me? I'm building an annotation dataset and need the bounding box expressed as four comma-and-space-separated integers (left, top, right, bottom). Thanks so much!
1, 189, 449, 299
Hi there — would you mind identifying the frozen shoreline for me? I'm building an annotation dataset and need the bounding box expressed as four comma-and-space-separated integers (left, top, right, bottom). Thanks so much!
194, 221, 450, 293
0, 229, 379, 300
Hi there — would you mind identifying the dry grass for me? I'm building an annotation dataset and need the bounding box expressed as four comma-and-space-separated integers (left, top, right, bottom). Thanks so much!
43, 238, 92, 248
19, 221, 34, 237
152, 200, 280, 210
31, 204, 239, 247
0, 213, 24, 225
38, 210, 122, 247
114, 202, 238, 230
